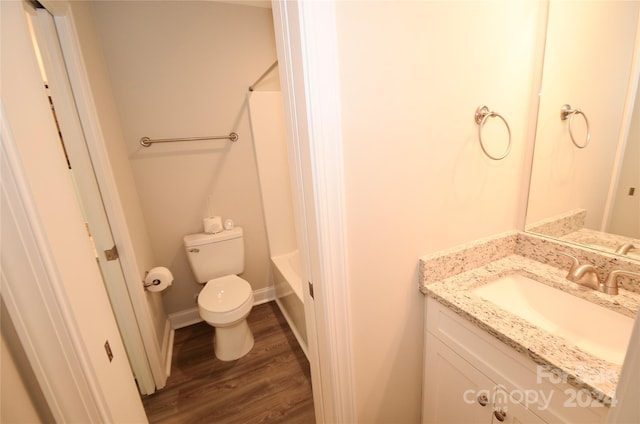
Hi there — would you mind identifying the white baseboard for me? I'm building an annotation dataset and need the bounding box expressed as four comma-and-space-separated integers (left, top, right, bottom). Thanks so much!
168, 286, 276, 329
253, 285, 275, 305
168, 307, 201, 329
162, 322, 174, 380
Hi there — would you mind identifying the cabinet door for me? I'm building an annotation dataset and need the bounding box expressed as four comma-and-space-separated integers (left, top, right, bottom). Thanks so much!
423, 333, 494, 423
492, 387, 547, 424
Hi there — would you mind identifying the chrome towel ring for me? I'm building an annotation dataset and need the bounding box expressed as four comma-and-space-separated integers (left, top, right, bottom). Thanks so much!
560, 104, 590, 149
474, 105, 511, 160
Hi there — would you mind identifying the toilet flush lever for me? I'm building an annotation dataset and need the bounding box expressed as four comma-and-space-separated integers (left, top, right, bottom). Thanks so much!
188, 248, 200, 253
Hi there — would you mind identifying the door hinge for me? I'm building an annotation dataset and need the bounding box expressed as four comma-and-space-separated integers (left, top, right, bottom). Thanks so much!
308, 281, 314, 299
104, 245, 119, 261
104, 340, 113, 362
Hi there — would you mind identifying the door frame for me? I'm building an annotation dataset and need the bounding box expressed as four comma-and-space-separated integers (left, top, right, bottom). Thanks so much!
272, 1, 356, 422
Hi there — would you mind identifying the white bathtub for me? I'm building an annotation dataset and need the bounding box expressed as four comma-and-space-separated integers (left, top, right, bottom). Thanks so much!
271, 250, 308, 359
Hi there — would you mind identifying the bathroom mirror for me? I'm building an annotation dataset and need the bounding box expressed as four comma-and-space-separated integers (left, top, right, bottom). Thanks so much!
525, 1, 640, 261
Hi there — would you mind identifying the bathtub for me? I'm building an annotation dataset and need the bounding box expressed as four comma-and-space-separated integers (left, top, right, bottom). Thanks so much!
271, 250, 308, 359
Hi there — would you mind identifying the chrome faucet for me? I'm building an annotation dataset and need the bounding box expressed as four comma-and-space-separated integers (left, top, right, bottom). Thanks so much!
559, 253, 600, 291
614, 243, 636, 255
602, 269, 640, 295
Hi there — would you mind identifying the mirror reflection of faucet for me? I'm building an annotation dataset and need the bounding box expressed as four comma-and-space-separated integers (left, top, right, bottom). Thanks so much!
558, 252, 640, 295
614, 243, 636, 255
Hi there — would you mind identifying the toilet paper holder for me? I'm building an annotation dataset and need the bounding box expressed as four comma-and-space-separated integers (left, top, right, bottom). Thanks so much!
142, 270, 162, 288
141, 267, 174, 292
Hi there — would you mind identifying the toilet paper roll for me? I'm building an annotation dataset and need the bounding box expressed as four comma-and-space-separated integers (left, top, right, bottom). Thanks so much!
204, 216, 223, 234
144, 267, 174, 292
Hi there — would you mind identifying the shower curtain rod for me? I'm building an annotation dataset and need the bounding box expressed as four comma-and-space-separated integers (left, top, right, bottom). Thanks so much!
248, 60, 278, 91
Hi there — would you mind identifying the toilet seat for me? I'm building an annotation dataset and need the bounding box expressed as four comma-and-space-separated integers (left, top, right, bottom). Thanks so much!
198, 275, 253, 325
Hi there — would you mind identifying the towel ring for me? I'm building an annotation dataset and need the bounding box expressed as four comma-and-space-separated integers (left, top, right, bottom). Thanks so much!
560, 104, 590, 149
474, 105, 511, 160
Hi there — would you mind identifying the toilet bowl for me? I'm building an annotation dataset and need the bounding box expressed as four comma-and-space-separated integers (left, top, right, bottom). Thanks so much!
183, 227, 255, 361
198, 275, 254, 361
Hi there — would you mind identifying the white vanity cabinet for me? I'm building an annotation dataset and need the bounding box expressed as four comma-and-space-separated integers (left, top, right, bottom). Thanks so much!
424, 333, 545, 423
422, 297, 609, 424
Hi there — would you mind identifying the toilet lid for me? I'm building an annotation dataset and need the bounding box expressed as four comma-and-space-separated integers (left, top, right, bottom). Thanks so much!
199, 275, 252, 313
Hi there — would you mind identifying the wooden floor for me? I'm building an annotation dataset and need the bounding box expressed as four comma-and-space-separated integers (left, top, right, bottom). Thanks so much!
142, 302, 315, 424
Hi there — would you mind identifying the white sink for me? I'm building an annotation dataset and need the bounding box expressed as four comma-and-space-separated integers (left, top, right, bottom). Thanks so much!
472, 273, 634, 365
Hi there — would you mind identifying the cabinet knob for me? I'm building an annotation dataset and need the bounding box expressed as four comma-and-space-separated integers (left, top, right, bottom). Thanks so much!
494, 409, 507, 422
477, 394, 489, 406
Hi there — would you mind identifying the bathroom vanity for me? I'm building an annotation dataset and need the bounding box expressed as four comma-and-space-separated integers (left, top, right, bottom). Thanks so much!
419, 232, 640, 424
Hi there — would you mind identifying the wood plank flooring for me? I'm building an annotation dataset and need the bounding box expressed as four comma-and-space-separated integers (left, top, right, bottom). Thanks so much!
142, 302, 315, 424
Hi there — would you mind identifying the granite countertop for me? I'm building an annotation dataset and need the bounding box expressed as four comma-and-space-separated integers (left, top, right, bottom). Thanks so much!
420, 253, 640, 405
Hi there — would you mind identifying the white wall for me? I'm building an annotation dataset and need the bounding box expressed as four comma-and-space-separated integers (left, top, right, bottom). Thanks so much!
334, 2, 543, 421
249, 91, 297, 257
0, 333, 42, 424
89, 1, 277, 314
1, 301, 52, 423
527, 1, 639, 230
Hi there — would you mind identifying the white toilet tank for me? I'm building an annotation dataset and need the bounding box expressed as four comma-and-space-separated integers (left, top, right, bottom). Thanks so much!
183, 227, 245, 283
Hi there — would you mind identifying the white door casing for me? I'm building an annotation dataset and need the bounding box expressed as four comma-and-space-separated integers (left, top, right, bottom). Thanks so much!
272, 1, 356, 422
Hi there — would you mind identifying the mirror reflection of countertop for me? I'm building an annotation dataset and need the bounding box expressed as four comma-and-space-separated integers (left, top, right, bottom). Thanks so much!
526, 209, 640, 262
560, 229, 640, 261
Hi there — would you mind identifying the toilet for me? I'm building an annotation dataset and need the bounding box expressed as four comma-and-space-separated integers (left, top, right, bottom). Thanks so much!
183, 227, 254, 361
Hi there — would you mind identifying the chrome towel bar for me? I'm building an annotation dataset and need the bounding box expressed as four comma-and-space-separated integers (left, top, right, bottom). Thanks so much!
139, 132, 239, 147
474, 105, 511, 160
560, 104, 590, 149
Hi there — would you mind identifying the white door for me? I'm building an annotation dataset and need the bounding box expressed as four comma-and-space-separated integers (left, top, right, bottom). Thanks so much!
26, 5, 159, 394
